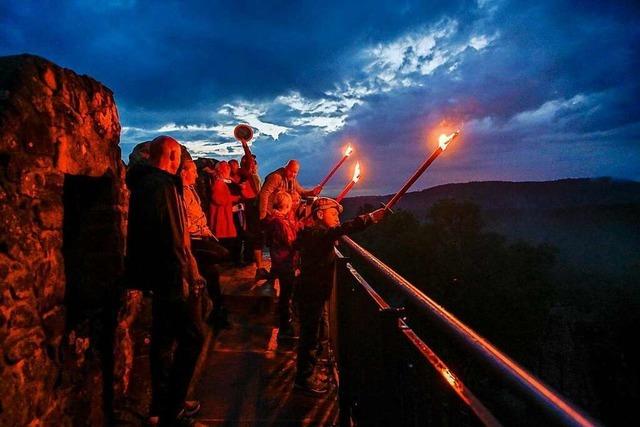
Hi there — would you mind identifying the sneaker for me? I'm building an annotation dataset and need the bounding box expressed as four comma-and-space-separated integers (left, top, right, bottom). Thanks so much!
183, 400, 201, 417
294, 376, 329, 396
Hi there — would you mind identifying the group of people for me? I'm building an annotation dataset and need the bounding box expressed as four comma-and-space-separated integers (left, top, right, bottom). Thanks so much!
124, 135, 387, 426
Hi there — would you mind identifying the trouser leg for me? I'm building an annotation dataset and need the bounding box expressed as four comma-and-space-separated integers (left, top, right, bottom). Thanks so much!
191, 238, 227, 310
295, 293, 324, 381
197, 258, 221, 302
275, 267, 295, 328
317, 302, 330, 356
150, 299, 177, 419
166, 302, 205, 419
220, 237, 241, 265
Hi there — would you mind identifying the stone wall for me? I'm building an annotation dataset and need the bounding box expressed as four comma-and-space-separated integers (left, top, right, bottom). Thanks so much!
0, 54, 126, 425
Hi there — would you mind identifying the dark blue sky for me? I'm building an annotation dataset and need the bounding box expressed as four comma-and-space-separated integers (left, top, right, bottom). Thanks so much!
2, 0, 639, 194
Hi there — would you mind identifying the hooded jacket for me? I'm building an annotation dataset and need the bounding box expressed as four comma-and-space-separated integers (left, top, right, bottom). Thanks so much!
125, 164, 188, 299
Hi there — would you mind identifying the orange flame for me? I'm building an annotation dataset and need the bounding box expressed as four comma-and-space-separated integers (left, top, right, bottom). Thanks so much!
438, 130, 459, 151
441, 368, 460, 390
352, 162, 361, 182
344, 145, 354, 157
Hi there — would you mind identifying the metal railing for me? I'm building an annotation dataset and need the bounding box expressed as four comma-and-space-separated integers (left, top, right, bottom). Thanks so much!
329, 236, 599, 427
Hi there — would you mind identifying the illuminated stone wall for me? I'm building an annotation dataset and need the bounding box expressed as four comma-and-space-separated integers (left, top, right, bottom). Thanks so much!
0, 54, 126, 425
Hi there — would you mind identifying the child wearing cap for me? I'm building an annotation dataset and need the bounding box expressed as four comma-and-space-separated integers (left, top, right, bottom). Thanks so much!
293, 197, 386, 395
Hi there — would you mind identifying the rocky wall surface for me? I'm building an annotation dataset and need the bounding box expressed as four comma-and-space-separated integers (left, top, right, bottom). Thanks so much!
0, 54, 126, 426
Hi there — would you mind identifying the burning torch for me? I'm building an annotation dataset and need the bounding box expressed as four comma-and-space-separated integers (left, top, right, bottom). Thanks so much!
384, 130, 460, 211
318, 144, 354, 189
336, 162, 361, 202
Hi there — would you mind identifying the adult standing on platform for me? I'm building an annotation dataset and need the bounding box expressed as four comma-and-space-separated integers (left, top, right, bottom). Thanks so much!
180, 157, 231, 330
237, 139, 267, 278
125, 136, 204, 426
209, 161, 241, 258
259, 160, 322, 220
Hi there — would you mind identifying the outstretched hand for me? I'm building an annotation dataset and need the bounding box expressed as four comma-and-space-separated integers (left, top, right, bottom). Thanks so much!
369, 207, 388, 223
311, 185, 323, 196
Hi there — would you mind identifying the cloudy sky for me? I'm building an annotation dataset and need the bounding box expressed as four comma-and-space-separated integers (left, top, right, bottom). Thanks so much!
2, 0, 639, 194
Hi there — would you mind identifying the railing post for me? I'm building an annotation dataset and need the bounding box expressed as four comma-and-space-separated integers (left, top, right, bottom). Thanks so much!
331, 254, 353, 427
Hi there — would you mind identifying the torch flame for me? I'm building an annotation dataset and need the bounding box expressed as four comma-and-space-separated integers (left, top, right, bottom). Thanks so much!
344, 145, 354, 157
352, 162, 361, 182
441, 368, 460, 390
438, 130, 460, 151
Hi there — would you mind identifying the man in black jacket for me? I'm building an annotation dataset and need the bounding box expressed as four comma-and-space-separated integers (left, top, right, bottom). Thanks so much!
294, 197, 387, 395
125, 136, 204, 426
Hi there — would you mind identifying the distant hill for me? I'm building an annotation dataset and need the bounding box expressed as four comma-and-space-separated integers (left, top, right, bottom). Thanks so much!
342, 178, 640, 276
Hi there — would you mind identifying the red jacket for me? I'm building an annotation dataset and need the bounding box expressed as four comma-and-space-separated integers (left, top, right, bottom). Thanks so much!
264, 211, 299, 271
209, 178, 238, 238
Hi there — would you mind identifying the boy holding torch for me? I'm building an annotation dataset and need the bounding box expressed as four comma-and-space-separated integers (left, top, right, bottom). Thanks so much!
294, 197, 387, 395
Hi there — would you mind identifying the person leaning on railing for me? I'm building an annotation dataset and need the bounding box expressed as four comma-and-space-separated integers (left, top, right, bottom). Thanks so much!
293, 197, 388, 396
259, 159, 322, 221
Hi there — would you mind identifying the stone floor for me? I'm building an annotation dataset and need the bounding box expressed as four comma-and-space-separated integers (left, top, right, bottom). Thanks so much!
190, 261, 339, 426
113, 258, 339, 426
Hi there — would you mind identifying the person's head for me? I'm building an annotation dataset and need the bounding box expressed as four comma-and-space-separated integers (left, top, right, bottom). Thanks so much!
229, 159, 239, 175
215, 161, 231, 179
148, 136, 181, 174
128, 141, 151, 166
284, 160, 300, 180
180, 159, 198, 186
311, 197, 343, 228
272, 191, 292, 215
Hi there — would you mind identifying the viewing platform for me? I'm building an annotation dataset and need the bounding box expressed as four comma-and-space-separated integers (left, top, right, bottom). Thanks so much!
188, 260, 339, 426
115, 243, 599, 427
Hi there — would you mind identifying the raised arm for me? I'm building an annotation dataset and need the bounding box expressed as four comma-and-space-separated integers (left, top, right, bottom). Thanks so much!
294, 179, 321, 198
240, 140, 256, 170
327, 208, 388, 240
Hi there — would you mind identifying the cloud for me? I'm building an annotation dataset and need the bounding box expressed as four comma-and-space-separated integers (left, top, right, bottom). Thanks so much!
155, 123, 234, 135
511, 94, 590, 126
5, 0, 638, 188
182, 140, 245, 157
361, 20, 497, 93
217, 103, 289, 140
290, 115, 347, 133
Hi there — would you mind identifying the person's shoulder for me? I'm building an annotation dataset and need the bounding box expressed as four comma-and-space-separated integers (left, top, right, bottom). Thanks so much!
265, 168, 284, 182
298, 224, 326, 239
148, 169, 179, 190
